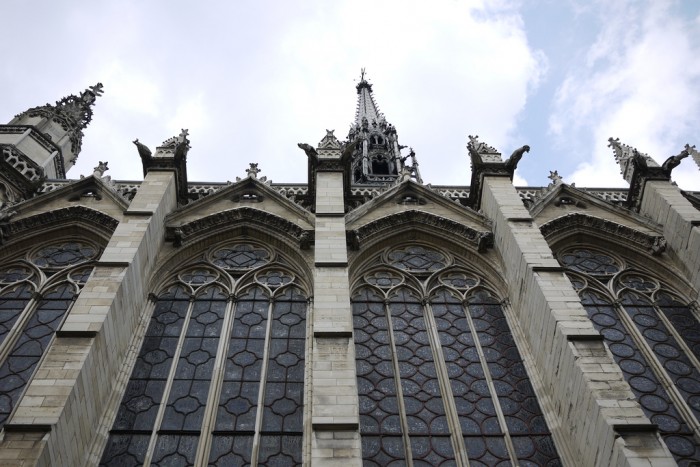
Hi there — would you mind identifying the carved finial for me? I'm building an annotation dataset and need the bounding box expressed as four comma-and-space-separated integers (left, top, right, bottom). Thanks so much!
246, 163, 261, 179
93, 161, 109, 178
360, 68, 366, 81
548, 170, 563, 185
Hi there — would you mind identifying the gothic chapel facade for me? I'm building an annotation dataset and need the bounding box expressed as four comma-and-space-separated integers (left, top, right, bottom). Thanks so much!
0, 75, 699, 466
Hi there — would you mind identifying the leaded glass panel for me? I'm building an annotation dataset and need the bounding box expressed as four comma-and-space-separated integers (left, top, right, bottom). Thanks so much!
101, 243, 307, 466
0, 242, 97, 431
560, 248, 700, 464
352, 249, 562, 466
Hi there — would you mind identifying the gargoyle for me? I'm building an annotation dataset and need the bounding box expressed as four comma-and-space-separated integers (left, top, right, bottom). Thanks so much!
505, 145, 530, 172
133, 139, 152, 161
297, 143, 318, 162
661, 147, 689, 175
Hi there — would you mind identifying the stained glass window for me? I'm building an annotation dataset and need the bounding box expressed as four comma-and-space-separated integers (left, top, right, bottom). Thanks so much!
353, 245, 562, 465
560, 248, 700, 464
0, 242, 97, 429
101, 242, 308, 466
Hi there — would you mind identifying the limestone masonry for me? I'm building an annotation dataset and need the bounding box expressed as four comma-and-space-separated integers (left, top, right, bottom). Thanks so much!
0, 74, 699, 466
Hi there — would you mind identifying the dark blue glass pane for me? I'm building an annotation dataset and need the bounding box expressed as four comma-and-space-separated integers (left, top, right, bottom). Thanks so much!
151, 434, 198, 467
99, 434, 150, 467
208, 435, 253, 466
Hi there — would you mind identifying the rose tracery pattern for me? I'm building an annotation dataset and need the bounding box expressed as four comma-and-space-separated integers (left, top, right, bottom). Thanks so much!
101, 243, 307, 466
559, 249, 620, 276
32, 242, 97, 269
211, 244, 270, 270
388, 246, 447, 272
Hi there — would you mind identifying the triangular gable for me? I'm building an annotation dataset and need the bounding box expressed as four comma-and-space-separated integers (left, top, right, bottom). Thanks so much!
530, 183, 662, 236
166, 177, 315, 232
347, 179, 492, 232
9, 175, 129, 223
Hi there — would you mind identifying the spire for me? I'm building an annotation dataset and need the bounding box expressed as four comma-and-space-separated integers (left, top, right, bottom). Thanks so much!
354, 68, 384, 129
346, 71, 418, 186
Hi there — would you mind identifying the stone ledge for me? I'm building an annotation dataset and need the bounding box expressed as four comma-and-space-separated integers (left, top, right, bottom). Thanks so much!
532, 266, 565, 273
612, 423, 658, 433
507, 217, 534, 222
96, 261, 130, 268
123, 210, 154, 216
566, 333, 604, 341
56, 330, 98, 338
312, 422, 359, 431
314, 262, 349, 267
314, 329, 353, 338
3, 424, 52, 433
316, 212, 345, 218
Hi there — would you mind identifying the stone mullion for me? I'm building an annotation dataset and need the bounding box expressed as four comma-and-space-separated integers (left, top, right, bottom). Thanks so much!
422, 300, 469, 466
653, 300, 700, 379
461, 299, 519, 465
303, 297, 313, 466
498, 299, 575, 462
0, 293, 38, 364
250, 298, 274, 467
611, 299, 700, 438
142, 298, 196, 466
86, 298, 157, 464
193, 296, 237, 466
383, 299, 414, 467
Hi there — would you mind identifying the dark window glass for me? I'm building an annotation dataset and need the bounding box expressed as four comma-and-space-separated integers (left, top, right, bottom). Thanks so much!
102, 258, 307, 466
0, 283, 77, 428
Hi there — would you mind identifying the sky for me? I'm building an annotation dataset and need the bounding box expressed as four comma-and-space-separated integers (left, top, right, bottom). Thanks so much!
1, 0, 699, 190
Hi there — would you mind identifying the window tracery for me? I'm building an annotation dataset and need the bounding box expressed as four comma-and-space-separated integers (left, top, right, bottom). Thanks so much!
353, 244, 561, 466
100, 242, 308, 466
0, 241, 97, 428
559, 247, 700, 464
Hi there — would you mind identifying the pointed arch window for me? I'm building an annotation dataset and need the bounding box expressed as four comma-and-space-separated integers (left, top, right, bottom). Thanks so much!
0, 241, 97, 428
353, 244, 561, 465
100, 242, 309, 466
560, 248, 700, 464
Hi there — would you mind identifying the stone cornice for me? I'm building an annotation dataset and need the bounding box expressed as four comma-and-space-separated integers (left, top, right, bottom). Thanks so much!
165, 207, 313, 249
540, 212, 666, 255
348, 210, 493, 253
3, 206, 118, 245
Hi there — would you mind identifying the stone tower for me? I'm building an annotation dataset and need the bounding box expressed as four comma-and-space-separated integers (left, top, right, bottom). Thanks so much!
0, 83, 103, 203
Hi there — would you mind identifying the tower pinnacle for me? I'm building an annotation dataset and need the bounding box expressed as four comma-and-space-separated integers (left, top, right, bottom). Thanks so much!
9, 83, 104, 177
347, 71, 420, 186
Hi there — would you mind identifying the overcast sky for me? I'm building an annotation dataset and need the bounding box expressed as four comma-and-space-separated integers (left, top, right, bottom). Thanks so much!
1, 0, 698, 190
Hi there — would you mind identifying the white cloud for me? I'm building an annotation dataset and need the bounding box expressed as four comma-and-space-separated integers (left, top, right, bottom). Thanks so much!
550, 1, 700, 189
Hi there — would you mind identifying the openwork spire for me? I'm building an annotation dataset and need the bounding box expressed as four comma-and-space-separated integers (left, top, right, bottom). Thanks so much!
346, 71, 419, 186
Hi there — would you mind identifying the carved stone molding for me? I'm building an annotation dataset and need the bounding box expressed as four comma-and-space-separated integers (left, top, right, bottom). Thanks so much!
2, 206, 119, 245
165, 207, 313, 249
348, 210, 493, 253
540, 212, 666, 256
